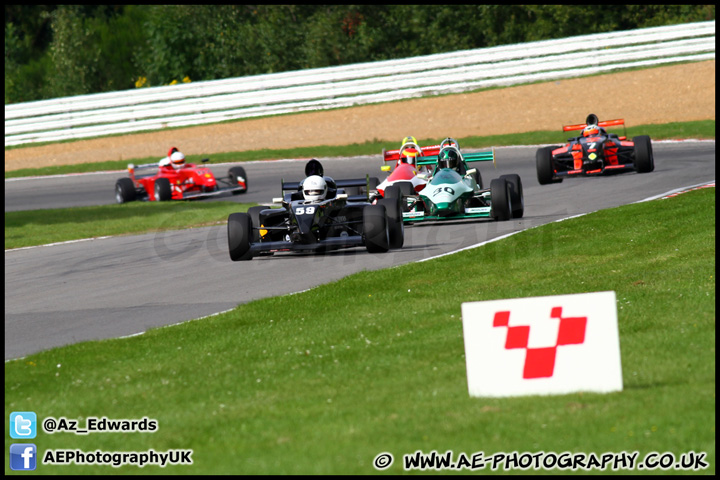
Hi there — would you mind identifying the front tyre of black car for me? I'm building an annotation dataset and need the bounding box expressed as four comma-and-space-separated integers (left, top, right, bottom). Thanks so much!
228, 212, 254, 261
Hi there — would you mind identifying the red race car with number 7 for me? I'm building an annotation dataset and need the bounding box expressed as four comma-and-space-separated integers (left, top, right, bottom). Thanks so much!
536, 113, 654, 185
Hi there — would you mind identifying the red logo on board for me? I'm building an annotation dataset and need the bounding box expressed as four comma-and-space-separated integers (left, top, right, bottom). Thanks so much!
493, 307, 587, 379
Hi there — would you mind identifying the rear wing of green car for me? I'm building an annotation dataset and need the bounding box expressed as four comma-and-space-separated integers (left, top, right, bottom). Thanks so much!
416, 149, 495, 167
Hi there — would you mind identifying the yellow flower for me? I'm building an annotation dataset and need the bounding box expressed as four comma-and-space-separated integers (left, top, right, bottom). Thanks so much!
182, 76, 191, 83
135, 76, 147, 88
169, 79, 178, 86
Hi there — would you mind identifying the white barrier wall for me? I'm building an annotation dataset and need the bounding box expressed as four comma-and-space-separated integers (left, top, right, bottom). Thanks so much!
4, 21, 715, 147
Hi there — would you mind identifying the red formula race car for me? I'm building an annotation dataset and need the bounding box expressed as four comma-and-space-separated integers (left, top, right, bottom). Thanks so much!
536, 114, 654, 185
376, 136, 443, 198
115, 159, 248, 203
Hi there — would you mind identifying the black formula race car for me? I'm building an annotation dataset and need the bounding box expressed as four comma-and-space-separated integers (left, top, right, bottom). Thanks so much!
227, 160, 404, 261
536, 113, 654, 185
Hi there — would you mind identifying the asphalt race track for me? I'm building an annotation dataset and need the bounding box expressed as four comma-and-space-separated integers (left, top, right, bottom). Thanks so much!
5, 142, 715, 359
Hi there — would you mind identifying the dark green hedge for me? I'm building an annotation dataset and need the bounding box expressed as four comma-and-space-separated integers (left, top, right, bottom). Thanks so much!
5, 5, 715, 104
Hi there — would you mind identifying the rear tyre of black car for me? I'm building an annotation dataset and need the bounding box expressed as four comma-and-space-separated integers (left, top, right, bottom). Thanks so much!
228, 166, 248, 194
395, 181, 415, 197
363, 205, 390, 253
378, 197, 404, 249
384, 184, 402, 200
500, 174, 524, 218
390, 182, 413, 212
633, 135, 654, 173
115, 178, 136, 203
154, 178, 172, 201
490, 178, 512, 221
536, 146, 558, 185
228, 212, 254, 261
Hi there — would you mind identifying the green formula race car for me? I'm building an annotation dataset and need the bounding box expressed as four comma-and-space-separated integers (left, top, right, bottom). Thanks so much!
374, 138, 524, 223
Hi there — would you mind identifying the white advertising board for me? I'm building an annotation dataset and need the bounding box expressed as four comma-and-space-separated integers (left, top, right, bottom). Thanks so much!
461, 291, 623, 397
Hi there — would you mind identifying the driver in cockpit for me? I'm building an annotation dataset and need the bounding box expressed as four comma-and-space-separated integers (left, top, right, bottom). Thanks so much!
299, 158, 337, 200
438, 148, 461, 171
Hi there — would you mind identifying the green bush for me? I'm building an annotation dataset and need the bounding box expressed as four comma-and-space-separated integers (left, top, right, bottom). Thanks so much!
4, 5, 715, 104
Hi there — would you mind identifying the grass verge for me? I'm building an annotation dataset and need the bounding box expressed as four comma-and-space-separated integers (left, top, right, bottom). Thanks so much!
4, 120, 715, 179
4, 188, 715, 475
4, 201, 254, 250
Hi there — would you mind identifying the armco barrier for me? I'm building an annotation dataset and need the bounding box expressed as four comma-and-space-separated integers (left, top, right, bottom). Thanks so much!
4, 21, 715, 147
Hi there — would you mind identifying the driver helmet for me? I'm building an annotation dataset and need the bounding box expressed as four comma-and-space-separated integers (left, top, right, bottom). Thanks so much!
302, 175, 327, 202
401, 135, 417, 147
170, 151, 186, 167
583, 124, 600, 137
305, 158, 324, 177
400, 147, 419, 165
438, 148, 459, 169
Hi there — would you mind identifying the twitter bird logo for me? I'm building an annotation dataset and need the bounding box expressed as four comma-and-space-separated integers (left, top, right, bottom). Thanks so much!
10, 412, 37, 439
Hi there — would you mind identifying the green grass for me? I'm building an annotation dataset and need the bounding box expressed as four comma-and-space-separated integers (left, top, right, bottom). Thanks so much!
4, 201, 255, 250
5, 188, 715, 475
4, 120, 715, 179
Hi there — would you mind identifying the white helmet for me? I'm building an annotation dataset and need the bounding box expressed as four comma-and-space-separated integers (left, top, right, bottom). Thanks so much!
302, 175, 327, 202
170, 151, 185, 167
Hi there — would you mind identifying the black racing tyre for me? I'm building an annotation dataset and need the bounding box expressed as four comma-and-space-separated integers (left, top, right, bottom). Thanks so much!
394, 182, 415, 212
367, 177, 380, 191
383, 184, 402, 200
227, 212, 254, 261
632, 135, 654, 173
115, 178, 136, 204
500, 173, 524, 219
395, 181, 415, 196
490, 178, 512, 221
536, 146, 557, 185
377, 197, 404, 249
228, 166, 248, 194
363, 205, 389, 253
154, 178, 172, 201
247, 206, 267, 242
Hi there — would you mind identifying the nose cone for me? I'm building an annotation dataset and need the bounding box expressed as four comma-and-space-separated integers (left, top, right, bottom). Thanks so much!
431, 200, 464, 216
419, 188, 463, 216
293, 208, 319, 243
419, 175, 473, 216
431, 190, 456, 203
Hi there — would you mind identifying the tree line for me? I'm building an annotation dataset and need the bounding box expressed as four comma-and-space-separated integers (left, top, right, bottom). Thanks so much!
5, 5, 715, 104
